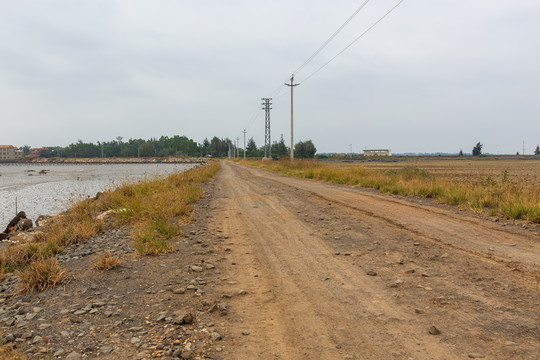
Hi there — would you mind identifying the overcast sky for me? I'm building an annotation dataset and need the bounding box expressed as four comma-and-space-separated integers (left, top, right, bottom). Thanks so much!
1, 0, 539, 154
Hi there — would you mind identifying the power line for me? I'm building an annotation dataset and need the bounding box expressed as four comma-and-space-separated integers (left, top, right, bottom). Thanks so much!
260, 1, 371, 109
241, 104, 263, 133
274, 90, 290, 103
300, 0, 406, 84
294, 0, 371, 75
239, 1, 405, 150
247, 0, 371, 135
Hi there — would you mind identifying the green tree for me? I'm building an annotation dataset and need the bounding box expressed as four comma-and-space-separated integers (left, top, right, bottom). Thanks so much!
138, 142, 155, 157
38, 148, 54, 158
208, 137, 231, 157
459, 149, 464, 157
271, 134, 289, 159
246, 137, 259, 158
472, 142, 483, 156
535, 145, 540, 155
21, 145, 32, 157
200, 138, 210, 156
294, 140, 317, 159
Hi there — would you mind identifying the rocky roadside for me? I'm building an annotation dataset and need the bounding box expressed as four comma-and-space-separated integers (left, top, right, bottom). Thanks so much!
0, 175, 242, 360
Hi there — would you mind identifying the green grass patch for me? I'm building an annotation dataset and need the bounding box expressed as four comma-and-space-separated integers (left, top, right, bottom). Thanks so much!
134, 227, 174, 256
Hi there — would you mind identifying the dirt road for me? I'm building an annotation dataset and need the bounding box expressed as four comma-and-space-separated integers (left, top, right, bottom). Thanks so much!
210, 161, 539, 359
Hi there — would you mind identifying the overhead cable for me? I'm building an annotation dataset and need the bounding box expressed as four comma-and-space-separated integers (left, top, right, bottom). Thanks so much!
294, 0, 371, 75
300, 0, 405, 84
259, 0, 371, 106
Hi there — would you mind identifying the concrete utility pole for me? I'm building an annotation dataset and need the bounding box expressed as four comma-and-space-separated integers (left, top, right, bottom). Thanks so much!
285, 74, 300, 161
243, 129, 247, 160
262, 98, 273, 159
101, 143, 104, 158
236, 137, 240, 158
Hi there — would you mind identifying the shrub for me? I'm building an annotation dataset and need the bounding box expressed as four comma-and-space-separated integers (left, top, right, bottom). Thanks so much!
92, 252, 121, 270
18, 258, 66, 293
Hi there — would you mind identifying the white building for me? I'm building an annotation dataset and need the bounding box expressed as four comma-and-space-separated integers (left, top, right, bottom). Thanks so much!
363, 149, 392, 157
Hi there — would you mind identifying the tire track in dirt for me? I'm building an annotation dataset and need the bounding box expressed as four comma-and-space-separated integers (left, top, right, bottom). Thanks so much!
249, 165, 540, 272
212, 161, 539, 360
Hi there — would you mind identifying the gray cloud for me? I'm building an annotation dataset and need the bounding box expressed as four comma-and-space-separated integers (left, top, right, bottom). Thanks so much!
1, 0, 539, 154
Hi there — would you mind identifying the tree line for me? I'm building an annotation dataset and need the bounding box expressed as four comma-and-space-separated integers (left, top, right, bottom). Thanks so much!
461, 142, 540, 156
26, 134, 317, 159
245, 134, 316, 159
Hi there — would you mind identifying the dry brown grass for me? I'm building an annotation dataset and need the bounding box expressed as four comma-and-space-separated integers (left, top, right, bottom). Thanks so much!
92, 252, 121, 270
99, 161, 220, 256
241, 158, 540, 223
0, 240, 61, 273
17, 257, 66, 293
0, 346, 28, 360
0, 160, 220, 290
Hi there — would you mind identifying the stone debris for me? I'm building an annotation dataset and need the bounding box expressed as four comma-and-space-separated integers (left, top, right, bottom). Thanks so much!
0, 185, 228, 360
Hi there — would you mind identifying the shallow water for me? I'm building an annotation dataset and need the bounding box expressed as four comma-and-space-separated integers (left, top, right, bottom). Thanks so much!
0, 163, 196, 229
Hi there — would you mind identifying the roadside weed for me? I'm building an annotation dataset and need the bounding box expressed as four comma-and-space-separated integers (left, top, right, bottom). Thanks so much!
0, 161, 220, 286
242, 159, 540, 223
92, 252, 121, 270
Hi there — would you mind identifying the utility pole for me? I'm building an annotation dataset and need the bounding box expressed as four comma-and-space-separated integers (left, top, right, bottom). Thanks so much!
349, 144, 353, 159
262, 98, 273, 159
285, 74, 300, 161
236, 137, 240, 158
243, 129, 247, 160
523, 140, 525, 156
101, 143, 104, 158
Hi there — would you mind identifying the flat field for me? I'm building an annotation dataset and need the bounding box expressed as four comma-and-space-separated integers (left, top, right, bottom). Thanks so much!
359, 158, 540, 186
245, 157, 540, 223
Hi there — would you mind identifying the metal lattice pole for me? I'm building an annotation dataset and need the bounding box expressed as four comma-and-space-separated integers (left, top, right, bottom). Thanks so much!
262, 98, 272, 159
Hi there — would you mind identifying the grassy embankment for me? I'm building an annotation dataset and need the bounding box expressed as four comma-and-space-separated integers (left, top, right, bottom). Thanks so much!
240, 159, 540, 223
0, 161, 220, 292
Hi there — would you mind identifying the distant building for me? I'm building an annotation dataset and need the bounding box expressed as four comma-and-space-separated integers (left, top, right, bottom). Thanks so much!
0, 145, 23, 160
363, 149, 392, 157
29, 148, 48, 158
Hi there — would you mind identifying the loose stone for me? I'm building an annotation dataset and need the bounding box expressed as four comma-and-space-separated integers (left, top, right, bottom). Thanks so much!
66, 351, 82, 360
468, 354, 486, 359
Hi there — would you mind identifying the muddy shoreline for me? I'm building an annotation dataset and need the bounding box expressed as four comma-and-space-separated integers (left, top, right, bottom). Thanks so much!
0, 175, 231, 359
0, 157, 207, 165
